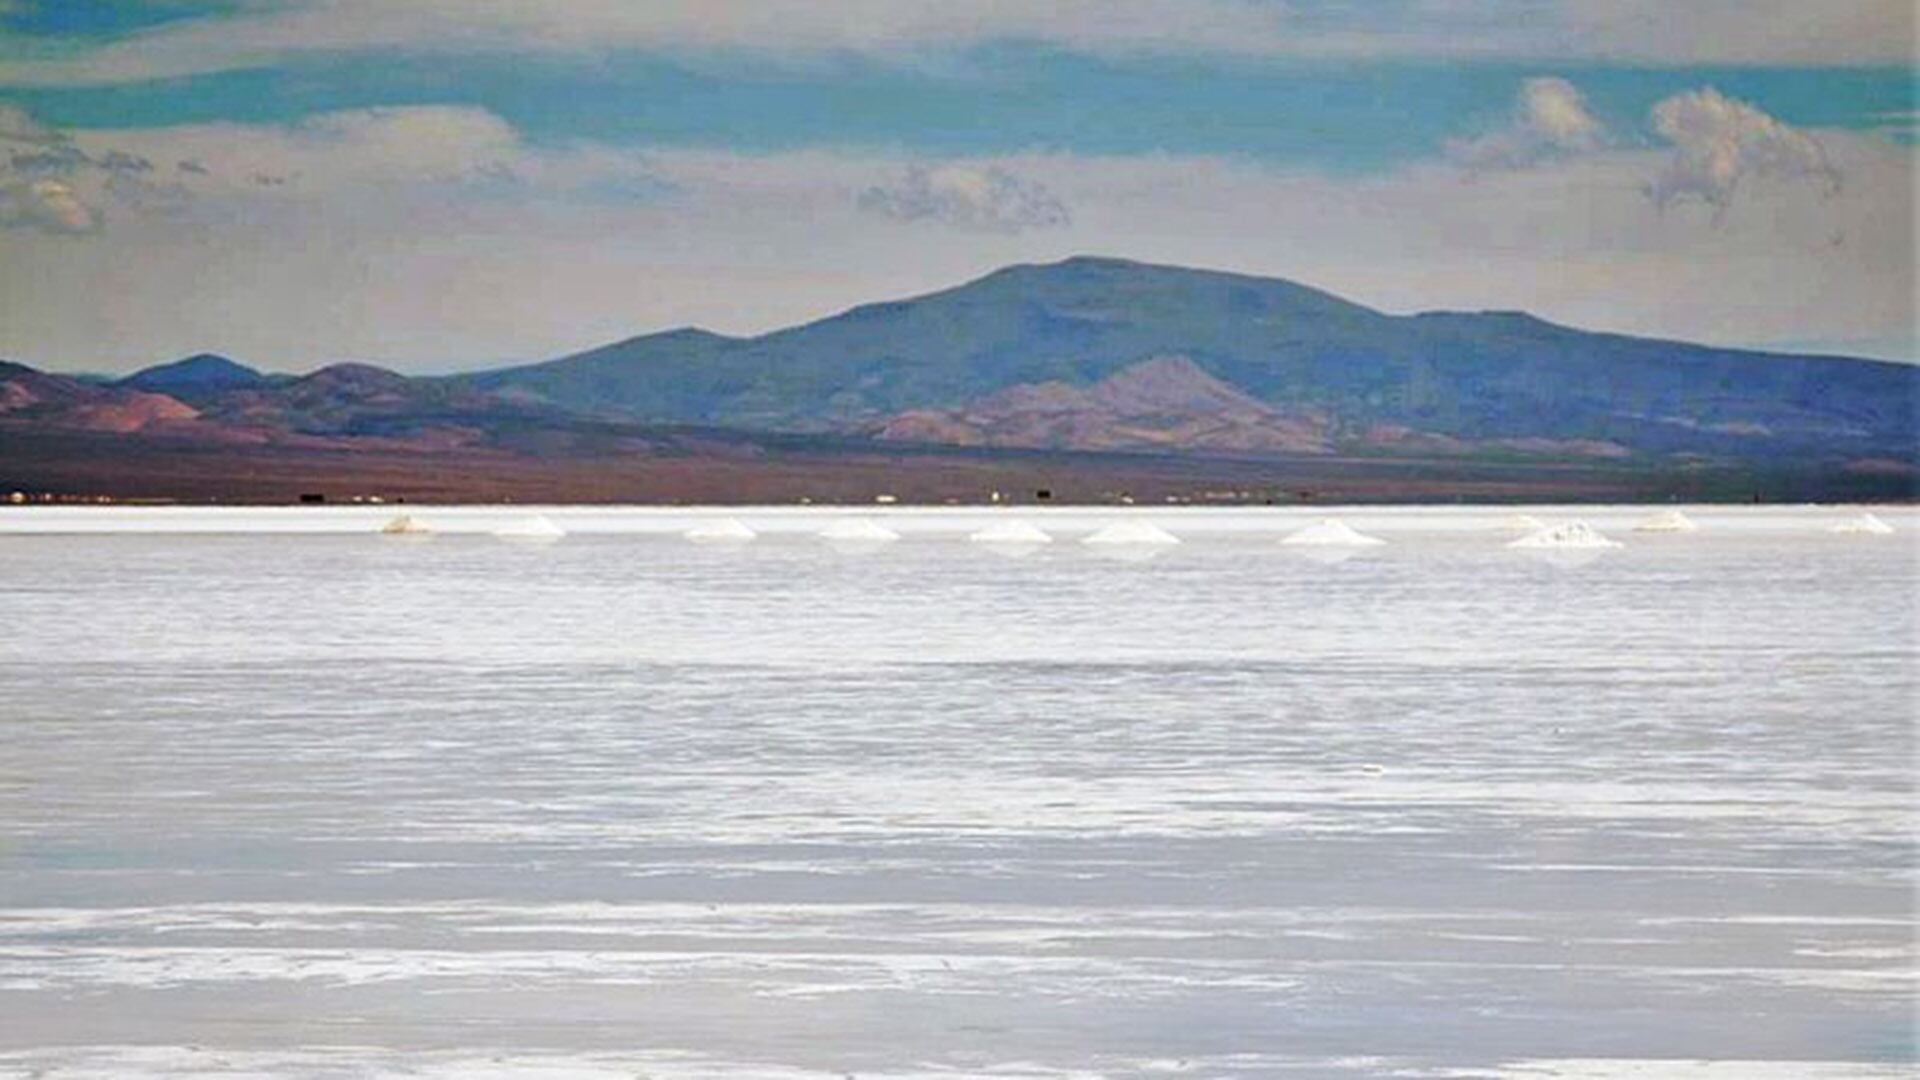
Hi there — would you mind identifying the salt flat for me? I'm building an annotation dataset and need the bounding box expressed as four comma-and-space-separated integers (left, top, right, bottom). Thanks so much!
0, 506, 1913, 1078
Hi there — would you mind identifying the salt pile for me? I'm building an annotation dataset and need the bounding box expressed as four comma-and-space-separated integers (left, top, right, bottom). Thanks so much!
1494, 513, 1548, 533
1634, 509, 1700, 533
968, 520, 1053, 545
817, 518, 900, 543
377, 514, 432, 537
1081, 522, 1180, 546
492, 515, 566, 542
684, 518, 757, 543
1507, 521, 1622, 550
1281, 517, 1386, 547
1829, 512, 1895, 535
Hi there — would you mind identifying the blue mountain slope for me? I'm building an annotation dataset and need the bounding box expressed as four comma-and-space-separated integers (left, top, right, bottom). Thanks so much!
118, 354, 268, 404
451, 257, 1917, 460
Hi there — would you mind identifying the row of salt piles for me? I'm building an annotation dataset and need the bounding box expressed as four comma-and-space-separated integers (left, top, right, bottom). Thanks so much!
373, 508, 1896, 545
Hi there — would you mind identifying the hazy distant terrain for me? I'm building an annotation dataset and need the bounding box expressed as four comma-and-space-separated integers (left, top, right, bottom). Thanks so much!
2, 258, 1913, 502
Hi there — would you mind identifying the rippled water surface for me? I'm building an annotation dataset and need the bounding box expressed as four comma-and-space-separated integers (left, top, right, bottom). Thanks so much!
1, 506, 1914, 1079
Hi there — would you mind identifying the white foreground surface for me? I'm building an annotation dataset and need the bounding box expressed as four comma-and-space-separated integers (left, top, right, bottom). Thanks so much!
816, 517, 901, 542
968, 519, 1055, 545
0, 506, 1914, 1079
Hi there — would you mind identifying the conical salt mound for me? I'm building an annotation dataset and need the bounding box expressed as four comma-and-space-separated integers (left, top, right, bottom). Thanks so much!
1829, 512, 1895, 535
818, 518, 900, 543
1634, 509, 1699, 533
685, 518, 757, 543
969, 520, 1053, 545
1508, 521, 1622, 550
378, 514, 432, 536
1082, 522, 1180, 546
1281, 517, 1386, 547
492, 514, 566, 542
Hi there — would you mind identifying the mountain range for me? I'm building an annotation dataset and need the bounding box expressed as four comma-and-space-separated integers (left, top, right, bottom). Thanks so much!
3, 257, 1914, 502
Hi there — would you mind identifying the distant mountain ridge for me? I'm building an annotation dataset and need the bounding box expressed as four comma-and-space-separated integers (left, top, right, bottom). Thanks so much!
2, 257, 1915, 502
450, 256, 1916, 462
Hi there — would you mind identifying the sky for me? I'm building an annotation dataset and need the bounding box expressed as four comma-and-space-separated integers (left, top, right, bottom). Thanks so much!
0, 1, 1913, 373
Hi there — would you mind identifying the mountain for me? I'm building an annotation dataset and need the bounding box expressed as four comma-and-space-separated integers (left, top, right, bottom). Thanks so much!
3, 257, 1915, 503
118, 354, 268, 404
0, 360, 199, 434
453, 256, 1917, 462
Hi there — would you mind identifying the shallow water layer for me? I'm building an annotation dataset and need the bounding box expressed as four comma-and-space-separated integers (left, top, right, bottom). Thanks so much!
0, 507, 1914, 1079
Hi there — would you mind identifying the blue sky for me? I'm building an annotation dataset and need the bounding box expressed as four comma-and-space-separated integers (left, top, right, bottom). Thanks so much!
0, 0, 234, 38
0, 1, 1912, 370
7, 52, 1913, 168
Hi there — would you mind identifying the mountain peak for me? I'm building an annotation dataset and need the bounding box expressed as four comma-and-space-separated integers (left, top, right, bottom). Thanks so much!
964, 255, 1380, 319
120, 353, 264, 393
296, 362, 409, 388
658, 326, 733, 342
597, 326, 734, 350
1013, 254, 1147, 273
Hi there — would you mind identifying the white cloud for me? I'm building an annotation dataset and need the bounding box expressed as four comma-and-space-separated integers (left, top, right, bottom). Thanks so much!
1447, 77, 1605, 169
0, 103, 102, 232
113, 106, 521, 189
1647, 88, 1841, 210
0, 103, 661, 232
1518, 78, 1604, 149
0, 0, 1908, 86
858, 164, 1070, 233
1442, 79, 1853, 219
0, 177, 96, 233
